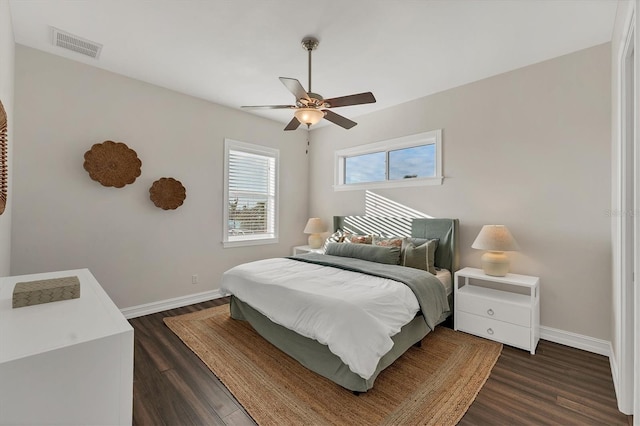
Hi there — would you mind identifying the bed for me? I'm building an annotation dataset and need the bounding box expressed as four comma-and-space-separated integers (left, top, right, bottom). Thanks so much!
221, 216, 459, 392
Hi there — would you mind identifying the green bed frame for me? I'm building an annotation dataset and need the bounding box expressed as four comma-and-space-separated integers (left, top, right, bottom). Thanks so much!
229, 216, 459, 392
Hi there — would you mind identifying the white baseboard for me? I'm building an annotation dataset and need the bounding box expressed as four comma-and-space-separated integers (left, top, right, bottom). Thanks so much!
121, 294, 613, 358
540, 325, 611, 357
608, 342, 635, 415
609, 342, 620, 388
120, 289, 225, 319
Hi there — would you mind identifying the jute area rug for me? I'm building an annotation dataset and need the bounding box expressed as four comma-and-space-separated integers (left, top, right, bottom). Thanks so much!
164, 305, 502, 426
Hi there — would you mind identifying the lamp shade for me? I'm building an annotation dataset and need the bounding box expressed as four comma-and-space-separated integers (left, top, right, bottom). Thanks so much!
294, 108, 325, 126
303, 218, 326, 234
472, 225, 519, 252
303, 218, 326, 249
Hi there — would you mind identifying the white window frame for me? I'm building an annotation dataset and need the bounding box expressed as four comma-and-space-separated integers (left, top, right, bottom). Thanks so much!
334, 129, 443, 191
223, 138, 279, 248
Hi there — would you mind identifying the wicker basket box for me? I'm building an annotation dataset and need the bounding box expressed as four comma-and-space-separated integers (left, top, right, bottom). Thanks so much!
12, 276, 80, 308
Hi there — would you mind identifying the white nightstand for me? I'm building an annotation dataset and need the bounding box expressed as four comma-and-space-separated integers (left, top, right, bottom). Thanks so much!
454, 267, 540, 354
293, 245, 324, 255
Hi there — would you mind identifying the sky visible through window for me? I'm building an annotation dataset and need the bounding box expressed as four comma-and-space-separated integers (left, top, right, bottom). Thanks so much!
345, 144, 435, 184
345, 152, 385, 184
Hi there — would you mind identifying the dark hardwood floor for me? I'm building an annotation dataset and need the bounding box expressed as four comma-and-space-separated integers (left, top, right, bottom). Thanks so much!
130, 299, 633, 425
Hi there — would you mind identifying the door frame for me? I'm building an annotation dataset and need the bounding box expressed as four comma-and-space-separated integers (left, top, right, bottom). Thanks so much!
614, 4, 636, 415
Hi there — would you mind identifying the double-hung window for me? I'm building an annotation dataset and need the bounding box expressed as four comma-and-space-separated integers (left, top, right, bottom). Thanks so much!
223, 139, 279, 247
335, 129, 443, 191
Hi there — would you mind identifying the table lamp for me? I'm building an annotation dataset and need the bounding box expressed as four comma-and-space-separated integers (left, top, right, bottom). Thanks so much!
472, 225, 519, 276
304, 218, 326, 249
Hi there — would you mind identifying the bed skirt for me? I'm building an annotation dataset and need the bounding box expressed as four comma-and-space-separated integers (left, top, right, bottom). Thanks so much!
229, 295, 431, 392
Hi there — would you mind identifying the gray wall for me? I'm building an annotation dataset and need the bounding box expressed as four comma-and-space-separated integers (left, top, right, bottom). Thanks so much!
10, 41, 614, 342
309, 44, 612, 340
11, 45, 309, 308
0, 0, 14, 276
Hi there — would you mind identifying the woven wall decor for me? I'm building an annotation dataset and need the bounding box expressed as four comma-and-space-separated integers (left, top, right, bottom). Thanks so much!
83, 141, 142, 188
149, 177, 186, 210
0, 100, 7, 215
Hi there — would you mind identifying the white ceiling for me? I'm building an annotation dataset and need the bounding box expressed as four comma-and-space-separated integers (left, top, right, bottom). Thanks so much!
9, 0, 619, 128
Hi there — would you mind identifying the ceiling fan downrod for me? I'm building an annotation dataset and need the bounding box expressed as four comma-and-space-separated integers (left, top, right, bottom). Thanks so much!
301, 37, 319, 94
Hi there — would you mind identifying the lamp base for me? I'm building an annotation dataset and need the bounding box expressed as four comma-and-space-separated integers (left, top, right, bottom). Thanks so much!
481, 251, 510, 276
308, 234, 323, 249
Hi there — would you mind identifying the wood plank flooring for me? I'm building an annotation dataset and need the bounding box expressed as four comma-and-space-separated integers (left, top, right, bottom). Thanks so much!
130, 299, 633, 425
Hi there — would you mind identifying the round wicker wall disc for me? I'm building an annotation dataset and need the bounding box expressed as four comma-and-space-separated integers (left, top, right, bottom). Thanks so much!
83, 141, 142, 188
0, 100, 7, 215
149, 177, 186, 210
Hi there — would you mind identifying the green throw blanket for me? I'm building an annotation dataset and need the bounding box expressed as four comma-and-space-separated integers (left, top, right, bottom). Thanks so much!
287, 253, 450, 330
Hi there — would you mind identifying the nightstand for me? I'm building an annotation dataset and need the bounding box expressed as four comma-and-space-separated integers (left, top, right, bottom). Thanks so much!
292, 245, 324, 255
454, 267, 540, 354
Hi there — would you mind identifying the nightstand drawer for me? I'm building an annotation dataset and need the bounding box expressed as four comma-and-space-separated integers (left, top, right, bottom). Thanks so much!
456, 311, 531, 350
457, 290, 530, 327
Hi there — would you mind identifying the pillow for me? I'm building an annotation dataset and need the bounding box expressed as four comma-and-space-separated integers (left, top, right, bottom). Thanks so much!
400, 237, 437, 264
325, 242, 400, 265
344, 233, 373, 244
322, 230, 346, 253
402, 239, 439, 274
372, 236, 405, 248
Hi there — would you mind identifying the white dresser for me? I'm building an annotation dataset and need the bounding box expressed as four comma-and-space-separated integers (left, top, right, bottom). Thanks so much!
454, 267, 540, 354
0, 269, 133, 425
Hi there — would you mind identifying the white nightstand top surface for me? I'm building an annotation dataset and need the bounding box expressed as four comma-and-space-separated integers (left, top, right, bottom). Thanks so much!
456, 267, 539, 287
294, 245, 324, 252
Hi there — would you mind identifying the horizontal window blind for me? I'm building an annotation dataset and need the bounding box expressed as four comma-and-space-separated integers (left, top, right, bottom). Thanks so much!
224, 139, 278, 246
228, 150, 275, 236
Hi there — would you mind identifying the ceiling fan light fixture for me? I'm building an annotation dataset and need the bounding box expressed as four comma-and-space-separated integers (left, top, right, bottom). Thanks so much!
241, 37, 376, 131
294, 108, 324, 126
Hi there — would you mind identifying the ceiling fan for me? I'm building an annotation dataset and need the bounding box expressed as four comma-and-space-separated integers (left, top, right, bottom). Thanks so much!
241, 37, 376, 131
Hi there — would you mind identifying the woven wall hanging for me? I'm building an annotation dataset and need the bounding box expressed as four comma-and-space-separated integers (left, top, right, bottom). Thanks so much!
149, 177, 186, 210
83, 141, 142, 188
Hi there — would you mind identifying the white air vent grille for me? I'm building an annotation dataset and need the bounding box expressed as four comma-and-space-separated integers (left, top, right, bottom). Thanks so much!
52, 27, 102, 59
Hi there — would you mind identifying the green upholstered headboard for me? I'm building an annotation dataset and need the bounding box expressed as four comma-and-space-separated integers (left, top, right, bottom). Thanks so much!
333, 216, 459, 273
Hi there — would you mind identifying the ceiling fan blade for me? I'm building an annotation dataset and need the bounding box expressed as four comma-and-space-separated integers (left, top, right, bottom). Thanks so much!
279, 77, 310, 101
324, 92, 376, 108
284, 116, 301, 131
241, 105, 296, 110
323, 110, 357, 129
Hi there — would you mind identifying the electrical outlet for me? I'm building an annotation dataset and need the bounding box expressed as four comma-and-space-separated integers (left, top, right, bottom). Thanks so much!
191, 274, 198, 285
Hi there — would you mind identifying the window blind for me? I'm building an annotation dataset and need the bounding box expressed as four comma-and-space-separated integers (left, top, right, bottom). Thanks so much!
227, 149, 276, 239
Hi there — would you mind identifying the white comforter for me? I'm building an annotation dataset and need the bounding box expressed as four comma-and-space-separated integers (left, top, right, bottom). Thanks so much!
220, 257, 420, 380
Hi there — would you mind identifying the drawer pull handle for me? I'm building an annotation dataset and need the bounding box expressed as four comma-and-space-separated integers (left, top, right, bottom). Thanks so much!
487, 308, 494, 316
487, 328, 494, 335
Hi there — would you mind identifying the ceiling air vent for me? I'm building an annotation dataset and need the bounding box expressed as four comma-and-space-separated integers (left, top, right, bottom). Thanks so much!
51, 27, 102, 59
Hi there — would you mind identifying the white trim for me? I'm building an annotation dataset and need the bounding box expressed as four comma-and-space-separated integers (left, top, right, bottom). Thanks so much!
334, 176, 444, 191
539, 326, 611, 357
610, 341, 622, 405
120, 289, 225, 319
334, 129, 443, 191
634, 1, 640, 420
119, 290, 613, 359
222, 236, 278, 248
612, 2, 637, 415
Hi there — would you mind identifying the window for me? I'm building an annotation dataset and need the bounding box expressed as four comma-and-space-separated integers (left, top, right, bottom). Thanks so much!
334, 130, 442, 191
223, 139, 279, 247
